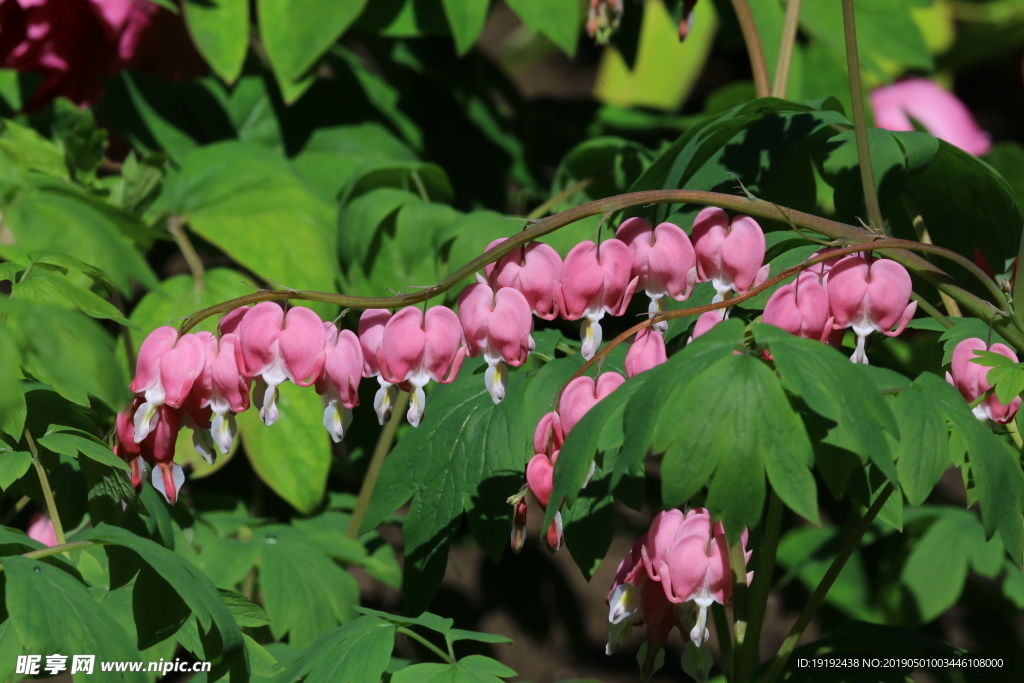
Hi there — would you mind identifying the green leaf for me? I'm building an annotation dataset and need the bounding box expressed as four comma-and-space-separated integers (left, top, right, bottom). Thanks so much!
4, 555, 145, 682
266, 615, 395, 683
258, 535, 360, 649
0, 449, 31, 489
891, 388, 951, 507
664, 352, 818, 533
987, 364, 1024, 405
391, 656, 516, 683
237, 381, 332, 513
360, 368, 529, 613
0, 327, 26, 438
259, 0, 369, 99
160, 143, 340, 317
87, 524, 247, 670
37, 427, 131, 472
13, 267, 132, 326
27, 249, 120, 292
337, 187, 422, 272
220, 590, 272, 627
184, 0, 250, 84
51, 98, 108, 184
184, 0, 249, 84
505, 0, 580, 57
912, 373, 1024, 567
449, 629, 513, 645
441, 0, 490, 55
934, 317, 1010, 365
753, 324, 899, 483
352, 607, 453, 634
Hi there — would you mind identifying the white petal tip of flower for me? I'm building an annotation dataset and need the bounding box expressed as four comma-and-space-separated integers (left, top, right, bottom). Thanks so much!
132, 401, 159, 443
374, 382, 396, 426
407, 386, 426, 428
580, 318, 603, 361
582, 460, 596, 489
211, 413, 236, 456
191, 428, 216, 465
152, 463, 185, 506
485, 362, 508, 405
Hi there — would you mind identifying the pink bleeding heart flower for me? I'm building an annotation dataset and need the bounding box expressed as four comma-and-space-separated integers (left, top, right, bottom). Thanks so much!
238, 303, 327, 426
113, 400, 147, 490
205, 333, 250, 455
763, 273, 832, 343
870, 77, 991, 157
377, 306, 467, 427
27, 513, 57, 548
359, 309, 397, 426
657, 509, 752, 646
315, 323, 363, 443
605, 530, 684, 679
688, 309, 727, 345
558, 239, 639, 360
218, 306, 248, 335
484, 238, 563, 320
947, 337, 1022, 424
559, 372, 626, 435
616, 217, 698, 330
139, 404, 184, 505
525, 452, 563, 553
625, 327, 668, 378
692, 207, 770, 299
458, 282, 535, 404
533, 411, 565, 457
129, 326, 206, 444
827, 255, 917, 364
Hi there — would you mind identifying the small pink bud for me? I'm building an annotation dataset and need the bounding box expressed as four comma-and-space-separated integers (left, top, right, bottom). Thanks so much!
763, 275, 832, 343
315, 323, 363, 443
459, 283, 535, 404
378, 306, 467, 427
692, 208, 769, 298
559, 372, 626, 435
558, 239, 638, 360
947, 337, 1021, 424
484, 238, 563, 320
827, 256, 917, 364
511, 499, 528, 554
625, 328, 668, 377
616, 218, 698, 329
238, 303, 327, 425
870, 78, 991, 156
27, 513, 57, 548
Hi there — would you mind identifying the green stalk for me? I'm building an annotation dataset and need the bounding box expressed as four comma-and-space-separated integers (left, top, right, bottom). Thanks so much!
347, 391, 411, 539
761, 484, 894, 683
772, 0, 803, 98
0, 540, 103, 572
396, 626, 455, 665
736, 490, 784, 682
24, 429, 66, 548
1014, 223, 1024, 331
728, 538, 751, 674
841, 0, 885, 234
911, 292, 953, 329
711, 602, 733, 680
178, 190, 1010, 348
729, 0, 772, 98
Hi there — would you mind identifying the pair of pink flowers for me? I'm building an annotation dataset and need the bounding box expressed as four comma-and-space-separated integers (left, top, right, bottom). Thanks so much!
606, 508, 751, 678
762, 251, 917, 364
947, 337, 1022, 424
515, 372, 625, 553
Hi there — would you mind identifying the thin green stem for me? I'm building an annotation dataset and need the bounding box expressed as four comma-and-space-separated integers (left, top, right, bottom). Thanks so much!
761, 483, 894, 683
729, 0, 772, 98
168, 216, 205, 293
968, 387, 995, 410
729, 538, 751, 674
911, 292, 954, 329
1014, 223, 1024, 332
24, 429, 66, 548
396, 626, 455, 665
0, 495, 30, 526
711, 602, 733, 680
737, 490, 784, 682
842, 0, 885, 234
0, 540, 102, 572
346, 391, 411, 539
526, 178, 593, 220
772, 0, 803, 98
178, 190, 1010, 348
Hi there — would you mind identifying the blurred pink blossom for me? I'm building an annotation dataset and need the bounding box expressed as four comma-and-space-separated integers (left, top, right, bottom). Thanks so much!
870, 78, 992, 156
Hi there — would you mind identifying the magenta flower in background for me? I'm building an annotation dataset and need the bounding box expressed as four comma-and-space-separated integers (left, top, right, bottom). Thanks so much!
27, 512, 57, 547
870, 77, 992, 156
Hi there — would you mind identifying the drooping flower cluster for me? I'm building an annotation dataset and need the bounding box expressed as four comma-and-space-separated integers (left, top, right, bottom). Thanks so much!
605, 508, 751, 678
762, 249, 917, 364
947, 337, 1022, 424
